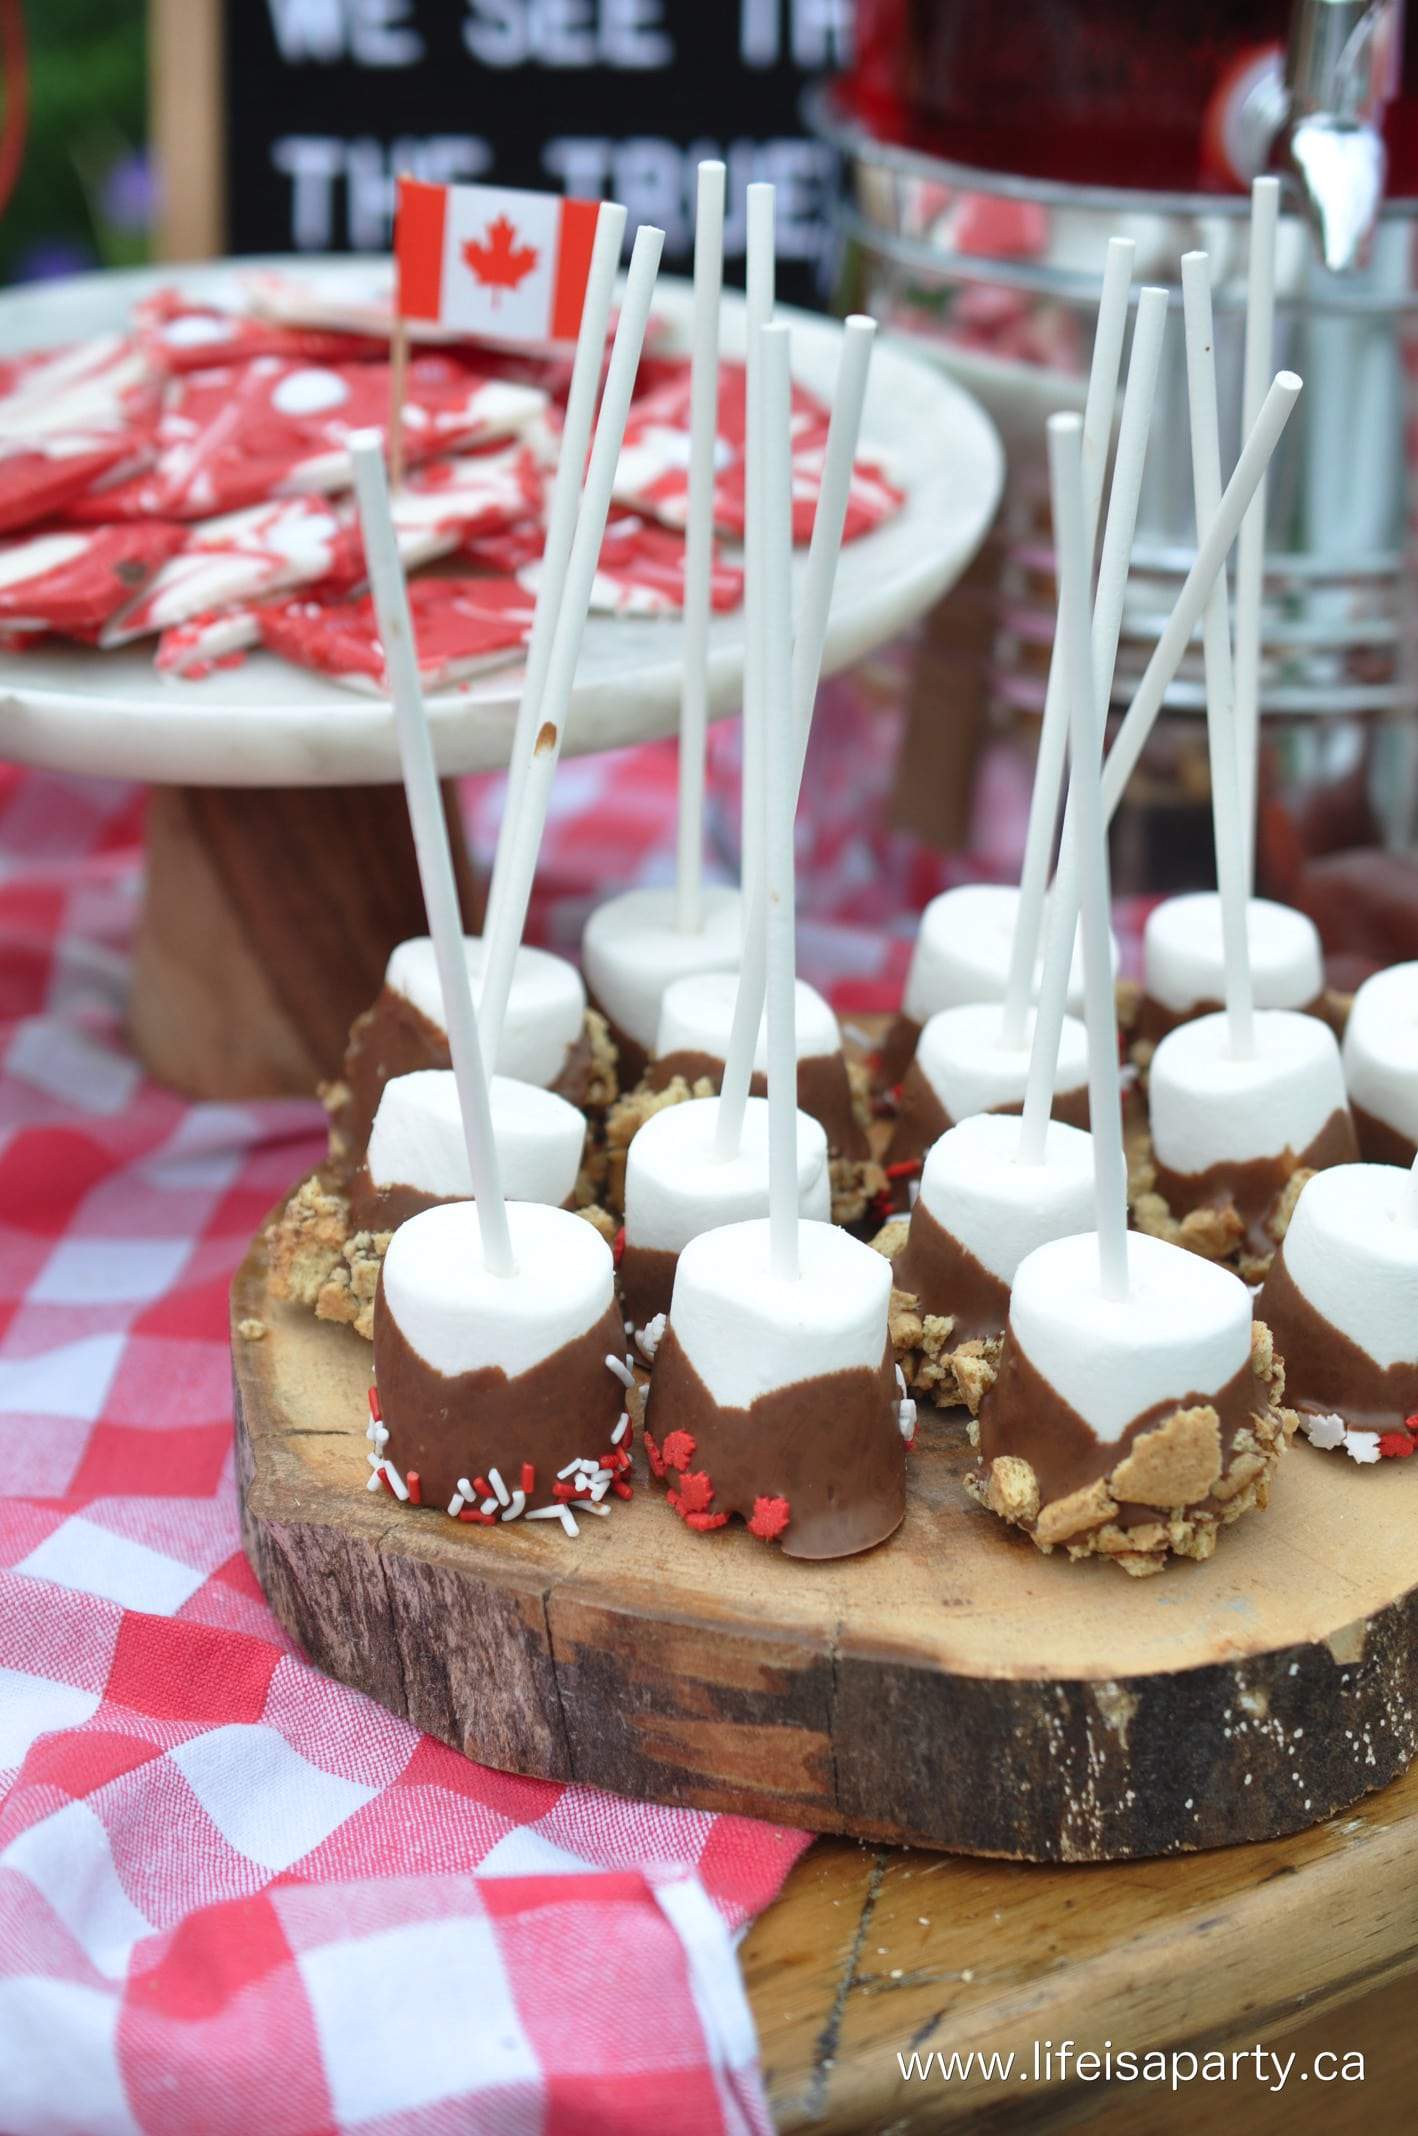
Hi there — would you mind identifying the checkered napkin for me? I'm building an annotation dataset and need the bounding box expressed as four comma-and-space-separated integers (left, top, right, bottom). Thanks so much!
0, 765, 812, 2136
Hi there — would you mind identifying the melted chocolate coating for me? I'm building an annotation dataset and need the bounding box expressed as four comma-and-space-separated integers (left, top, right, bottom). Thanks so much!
1351, 1101, 1418, 1170
645, 1047, 869, 1161
877, 1011, 921, 1089
892, 1199, 1011, 1343
1256, 1242, 1418, 1435
332, 986, 596, 1177
373, 1279, 627, 1513
618, 1241, 678, 1331
1150, 1108, 1359, 1260
644, 1324, 905, 1560
979, 1331, 1262, 1524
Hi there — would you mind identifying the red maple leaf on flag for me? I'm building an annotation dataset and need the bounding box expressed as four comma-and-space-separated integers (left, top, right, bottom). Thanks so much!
462, 215, 539, 303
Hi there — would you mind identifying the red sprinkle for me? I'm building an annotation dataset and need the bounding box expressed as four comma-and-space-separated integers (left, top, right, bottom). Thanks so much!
672, 1470, 715, 1516
406, 1469, 422, 1505
473, 1476, 491, 1500
884, 1158, 922, 1181
520, 1462, 536, 1494
378, 1467, 396, 1497
684, 1510, 729, 1532
748, 1495, 792, 1541
1378, 1432, 1417, 1459
458, 1507, 495, 1524
612, 1479, 633, 1500
613, 1225, 626, 1268
643, 1429, 667, 1480
368, 1387, 382, 1422
660, 1429, 696, 1473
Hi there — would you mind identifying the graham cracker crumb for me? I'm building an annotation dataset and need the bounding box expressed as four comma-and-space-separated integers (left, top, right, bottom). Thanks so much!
266, 1174, 350, 1310
829, 1152, 888, 1228
1109, 1404, 1223, 1506
237, 1317, 267, 1341
578, 1006, 619, 1114
1127, 1119, 1296, 1280
845, 1054, 876, 1140
969, 1314, 1297, 1574
1036, 1476, 1118, 1546
576, 1202, 617, 1245
981, 1455, 1039, 1527
872, 1221, 1001, 1413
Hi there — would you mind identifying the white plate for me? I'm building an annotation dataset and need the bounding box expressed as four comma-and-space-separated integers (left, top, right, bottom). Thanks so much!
0, 257, 1003, 787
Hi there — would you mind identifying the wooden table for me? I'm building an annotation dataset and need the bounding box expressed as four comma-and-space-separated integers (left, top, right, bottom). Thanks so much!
742, 1758, 1418, 2131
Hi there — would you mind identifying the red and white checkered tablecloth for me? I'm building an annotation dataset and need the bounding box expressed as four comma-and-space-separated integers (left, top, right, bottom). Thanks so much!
0, 759, 830, 2136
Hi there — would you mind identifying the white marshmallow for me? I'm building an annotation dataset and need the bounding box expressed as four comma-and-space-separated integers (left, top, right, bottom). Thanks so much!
382, 1199, 614, 1382
583, 886, 743, 1051
655, 969, 841, 1070
1008, 1230, 1254, 1442
917, 1111, 1097, 1289
625, 1096, 830, 1254
1281, 1165, 1418, 1370
902, 884, 1105, 1025
1149, 1010, 1350, 1175
385, 935, 585, 1091
366, 1070, 585, 1208
1342, 961, 1418, 1147
915, 1002, 1089, 1122
1144, 893, 1323, 1015
670, 1218, 890, 1410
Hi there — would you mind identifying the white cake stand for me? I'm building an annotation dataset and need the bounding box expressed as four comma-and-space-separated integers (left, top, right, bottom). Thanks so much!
0, 259, 1003, 1096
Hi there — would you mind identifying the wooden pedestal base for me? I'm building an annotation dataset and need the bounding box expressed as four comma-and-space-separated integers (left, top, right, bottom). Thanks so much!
233, 1215, 1418, 1863
130, 783, 480, 1100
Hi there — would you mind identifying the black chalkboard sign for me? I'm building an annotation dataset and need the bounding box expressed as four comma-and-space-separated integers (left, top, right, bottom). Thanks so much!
220, 0, 851, 308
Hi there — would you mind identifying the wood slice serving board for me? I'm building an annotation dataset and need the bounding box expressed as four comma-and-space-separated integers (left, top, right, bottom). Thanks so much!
232, 1219, 1418, 1862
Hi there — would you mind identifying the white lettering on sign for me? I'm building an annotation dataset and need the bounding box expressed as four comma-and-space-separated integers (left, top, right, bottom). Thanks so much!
271, 136, 491, 249
740, 0, 852, 69
462, 0, 672, 69
267, 0, 425, 66
541, 134, 837, 264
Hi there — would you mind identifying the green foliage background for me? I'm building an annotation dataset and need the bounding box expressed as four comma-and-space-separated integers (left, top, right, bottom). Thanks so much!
0, 0, 148, 283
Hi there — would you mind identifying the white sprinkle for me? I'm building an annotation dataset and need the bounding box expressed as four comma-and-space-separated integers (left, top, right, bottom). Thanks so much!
1345, 1430, 1381, 1464
895, 1364, 907, 1396
366, 1468, 383, 1492
372, 1425, 388, 1447
578, 1457, 601, 1475
480, 1496, 498, 1518
502, 1490, 526, 1521
457, 1477, 474, 1499
488, 1467, 511, 1507
637, 1312, 667, 1362
590, 1477, 611, 1502
383, 1461, 409, 1502
898, 1398, 917, 1442
367, 1451, 382, 1469
558, 1506, 580, 1537
606, 1352, 636, 1390
1302, 1412, 1346, 1450
558, 1458, 583, 1480
579, 1500, 611, 1517
366, 1416, 378, 1441
611, 1412, 630, 1446
447, 1491, 465, 1517
526, 1504, 564, 1521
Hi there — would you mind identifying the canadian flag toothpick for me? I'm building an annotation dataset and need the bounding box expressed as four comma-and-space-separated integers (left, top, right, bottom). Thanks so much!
395, 177, 601, 348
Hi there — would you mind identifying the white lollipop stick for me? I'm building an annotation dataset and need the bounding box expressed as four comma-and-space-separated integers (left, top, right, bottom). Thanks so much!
484, 200, 626, 945
739, 182, 776, 919
478, 224, 665, 1061
1046, 413, 1128, 1299
1000, 236, 1135, 1047
1236, 177, 1280, 898
1410, 1151, 1418, 1225
1021, 369, 1304, 1159
714, 317, 877, 1162
674, 161, 726, 936
1016, 283, 1168, 1155
1181, 250, 1255, 1057
761, 324, 799, 1279
349, 437, 513, 1277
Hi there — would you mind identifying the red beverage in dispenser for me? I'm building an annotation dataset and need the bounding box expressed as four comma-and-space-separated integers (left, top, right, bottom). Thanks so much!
848, 0, 1418, 194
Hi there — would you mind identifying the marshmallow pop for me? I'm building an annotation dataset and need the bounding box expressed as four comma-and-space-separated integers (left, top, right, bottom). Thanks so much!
1134, 257, 1353, 1282
882, 997, 1090, 1195
1256, 1161, 1418, 1458
642, 322, 906, 1558
1342, 961, 1418, 1167
972, 415, 1293, 1574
